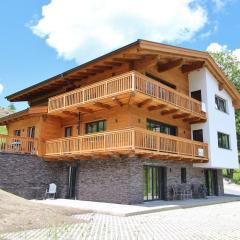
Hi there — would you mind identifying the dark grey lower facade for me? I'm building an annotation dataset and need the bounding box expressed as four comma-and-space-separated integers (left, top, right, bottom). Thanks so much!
0, 153, 224, 204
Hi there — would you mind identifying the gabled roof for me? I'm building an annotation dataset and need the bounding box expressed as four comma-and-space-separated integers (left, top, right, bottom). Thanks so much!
6, 39, 240, 108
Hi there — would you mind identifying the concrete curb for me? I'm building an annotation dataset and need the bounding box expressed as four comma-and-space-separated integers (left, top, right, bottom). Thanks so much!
123, 197, 240, 217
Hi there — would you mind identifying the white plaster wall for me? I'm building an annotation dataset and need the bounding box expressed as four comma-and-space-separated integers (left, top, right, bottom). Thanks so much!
189, 68, 239, 169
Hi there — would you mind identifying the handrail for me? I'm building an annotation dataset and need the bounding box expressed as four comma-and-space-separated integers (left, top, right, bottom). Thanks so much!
48, 71, 205, 117
0, 134, 39, 155
45, 128, 208, 160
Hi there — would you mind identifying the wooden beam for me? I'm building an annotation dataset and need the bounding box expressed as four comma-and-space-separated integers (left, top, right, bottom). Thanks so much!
93, 65, 112, 70
85, 69, 103, 74
104, 61, 122, 66
133, 55, 160, 70
157, 59, 183, 72
218, 83, 224, 91
183, 117, 200, 122
93, 102, 112, 109
172, 113, 190, 119
77, 107, 93, 113
137, 99, 152, 108
113, 57, 141, 62
181, 61, 205, 73
123, 53, 142, 58
148, 104, 166, 111
62, 111, 78, 117
161, 109, 178, 115
112, 97, 123, 107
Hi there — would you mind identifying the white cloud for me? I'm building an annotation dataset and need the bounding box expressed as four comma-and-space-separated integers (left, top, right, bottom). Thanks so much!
206, 42, 227, 52
31, 0, 207, 63
233, 49, 240, 62
212, 0, 230, 11
207, 42, 240, 61
0, 84, 4, 95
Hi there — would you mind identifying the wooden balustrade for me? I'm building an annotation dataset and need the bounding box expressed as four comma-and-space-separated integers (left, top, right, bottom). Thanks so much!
0, 134, 38, 155
48, 72, 134, 112
134, 73, 202, 114
48, 71, 204, 118
134, 128, 208, 159
45, 128, 208, 161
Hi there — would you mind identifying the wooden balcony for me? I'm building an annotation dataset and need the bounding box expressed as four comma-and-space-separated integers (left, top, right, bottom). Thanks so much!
0, 135, 39, 155
48, 71, 206, 122
45, 128, 208, 162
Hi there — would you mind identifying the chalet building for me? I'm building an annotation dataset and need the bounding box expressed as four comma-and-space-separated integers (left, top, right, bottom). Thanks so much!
0, 40, 239, 204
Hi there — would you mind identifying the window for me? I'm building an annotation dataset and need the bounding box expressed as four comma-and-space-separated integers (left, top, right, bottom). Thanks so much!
218, 132, 230, 149
147, 119, 177, 136
145, 73, 176, 89
86, 120, 106, 134
193, 129, 203, 142
181, 168, 187, 184
64, 126, 72, 137
215, 95, 227, 113
14, 130, 21, 136
191, 90, 202, 102
27, 126, 35, 138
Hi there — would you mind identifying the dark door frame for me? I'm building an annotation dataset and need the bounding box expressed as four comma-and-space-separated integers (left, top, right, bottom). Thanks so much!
205, 169, 218, 196
67, 165, 77, 199
144, 166, 167, 201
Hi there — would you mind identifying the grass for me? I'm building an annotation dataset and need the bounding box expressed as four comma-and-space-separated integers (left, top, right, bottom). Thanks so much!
0, 126, 7, 135
0, 113, 7, 135
223, 169, 240, 184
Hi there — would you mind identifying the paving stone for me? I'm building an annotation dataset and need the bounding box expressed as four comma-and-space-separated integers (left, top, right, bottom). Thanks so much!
2, 201, 240, 240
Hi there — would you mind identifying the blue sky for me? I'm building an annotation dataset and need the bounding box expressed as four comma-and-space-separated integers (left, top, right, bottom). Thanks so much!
0, 0, 239, 110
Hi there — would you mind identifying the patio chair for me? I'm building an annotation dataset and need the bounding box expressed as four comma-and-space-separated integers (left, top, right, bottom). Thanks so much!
198, 184, 207, 198
182, 185, 192, 200
171, 185, 183, 200
191, 184, 200, 198
45, 183, 57, 199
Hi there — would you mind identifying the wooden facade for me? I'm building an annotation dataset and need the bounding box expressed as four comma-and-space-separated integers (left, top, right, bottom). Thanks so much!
2, 40, 239, 162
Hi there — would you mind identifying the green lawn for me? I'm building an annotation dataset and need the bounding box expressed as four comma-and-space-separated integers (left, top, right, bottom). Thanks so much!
223, 169, 240, 184
0, 126, 7, 135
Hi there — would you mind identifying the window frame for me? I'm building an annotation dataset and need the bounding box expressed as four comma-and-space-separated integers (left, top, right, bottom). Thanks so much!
27, 126, 36, 138
217, 132, 230, 150
181, 168, 187, 184
85, 120, 106, 134
192, 129, 203, 142
14, 129, 21, 137
64, 126, 73, 137
147, 118, 177, 136
215, 95, 228, 113
191, 90, 202, 102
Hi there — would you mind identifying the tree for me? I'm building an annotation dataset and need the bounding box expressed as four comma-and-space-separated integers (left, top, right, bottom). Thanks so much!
209, 50, 240, 179
7, 103, 16, 112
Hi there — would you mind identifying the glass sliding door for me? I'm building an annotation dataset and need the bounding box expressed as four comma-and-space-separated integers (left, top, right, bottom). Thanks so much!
205, 169, 218, 196
144, 166, 166, 201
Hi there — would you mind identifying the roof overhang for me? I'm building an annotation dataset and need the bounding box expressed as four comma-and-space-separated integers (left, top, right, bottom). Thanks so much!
0, 106, 48, 125
6, 39, 240, 109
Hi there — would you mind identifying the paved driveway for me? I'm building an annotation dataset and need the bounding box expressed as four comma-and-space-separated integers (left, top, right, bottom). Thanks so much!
2, 201, 240, 240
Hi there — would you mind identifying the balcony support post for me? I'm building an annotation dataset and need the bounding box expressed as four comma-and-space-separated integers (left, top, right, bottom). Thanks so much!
131, 129, 135, 150
132, 72, 135, 91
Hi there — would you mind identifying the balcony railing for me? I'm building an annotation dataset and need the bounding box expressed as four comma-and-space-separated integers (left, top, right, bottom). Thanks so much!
45, 128, 208, 161
48, 71, 205, 118
0, 134, 38, 155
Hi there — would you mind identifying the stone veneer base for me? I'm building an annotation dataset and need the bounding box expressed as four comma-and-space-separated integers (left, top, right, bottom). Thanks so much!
0, 153, 223, 204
